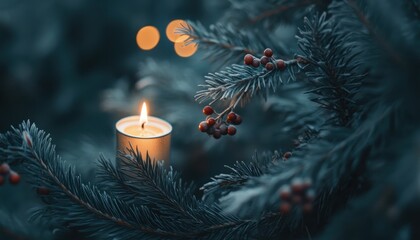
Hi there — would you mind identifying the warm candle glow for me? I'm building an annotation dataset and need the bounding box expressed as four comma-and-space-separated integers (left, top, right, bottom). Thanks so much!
139, 102, 148, 129
116, 101, 172, 164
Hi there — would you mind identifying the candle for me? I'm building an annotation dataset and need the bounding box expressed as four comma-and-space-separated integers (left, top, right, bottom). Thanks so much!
116, 102, 172, 165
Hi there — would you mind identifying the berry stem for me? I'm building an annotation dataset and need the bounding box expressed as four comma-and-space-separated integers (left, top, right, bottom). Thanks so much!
215, 105, 234, 121
214, 92, 244, 121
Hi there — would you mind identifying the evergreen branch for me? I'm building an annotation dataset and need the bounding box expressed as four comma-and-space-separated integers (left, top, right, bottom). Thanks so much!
96, 156, 142, 204
115, 149, 214, 226
202, 126, 319, 205
297, 12, 366, 126
102, 150, 272, 238
201, 151, 282, 203
1, 121, 291, 239
0, 122, 205, 239
179, 21, 288, 65
100, 151, 251, 238
195, 59, 302, 106
220, 101, 399, 220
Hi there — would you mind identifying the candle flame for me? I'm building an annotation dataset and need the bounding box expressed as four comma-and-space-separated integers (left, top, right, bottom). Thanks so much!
139, 102, 148, 129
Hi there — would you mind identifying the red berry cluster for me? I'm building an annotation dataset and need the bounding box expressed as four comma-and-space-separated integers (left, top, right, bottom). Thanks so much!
244, 48, 287, 71
283, 151, 292, 160
278, 177, 315, 215
199, 106, 242, 139
0, 163, 21, 186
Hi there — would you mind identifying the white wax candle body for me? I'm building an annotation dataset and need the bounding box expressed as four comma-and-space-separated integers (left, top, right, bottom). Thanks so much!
116, 116, 172, 164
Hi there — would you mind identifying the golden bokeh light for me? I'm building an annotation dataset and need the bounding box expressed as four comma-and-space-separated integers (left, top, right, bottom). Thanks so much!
136, 26, 160, 50
166, 19, 189, 42
174, 37, 198, 57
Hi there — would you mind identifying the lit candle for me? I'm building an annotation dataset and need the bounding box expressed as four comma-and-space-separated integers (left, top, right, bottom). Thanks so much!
116, 102, 172, 165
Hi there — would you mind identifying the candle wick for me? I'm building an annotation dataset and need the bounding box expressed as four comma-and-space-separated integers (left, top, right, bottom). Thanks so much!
141, 122, 146, 129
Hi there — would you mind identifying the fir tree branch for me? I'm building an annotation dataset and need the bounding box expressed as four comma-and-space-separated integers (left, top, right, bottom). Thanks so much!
0, 122, 212, 239
112, 149, 206, 225
96, 156, 142, 204
297, 12, 366, 126
220, 101, 400, 221
195, 58, 303, 106
1, 121, 291, 239
202, 126, 319, 205
201, 151, 282, 203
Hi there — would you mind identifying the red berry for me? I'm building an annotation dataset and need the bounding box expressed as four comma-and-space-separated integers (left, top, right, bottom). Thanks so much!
227, 126, 237, 136
302, 178, 312, 190
292, 195, 303, 204
291, 178, 305, 194
0, 175, 4, 186
37, 187, 50, 195
283, 152, 292, 160
206, 117, 216, 126
252, 59, 260, 68
264, 48, 273, 58
213, 130, 222, 139
207, 127, 215, 135
302, 203, 313, 214
227, 112, 237, 122
219, 124, 228, 135
9, 171, 20, 185
265, 62, 274, 71
260, 56, 269, 66
305, 189, 315, 202
0, 163, 10, 175
233, 115, 242, 125
276, 59, 286, 70
202, 106, 214, 115
279, 202, 291, 214
199, 121, 208, 132
244, 54, 254, 65
279, 185, 291, 201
